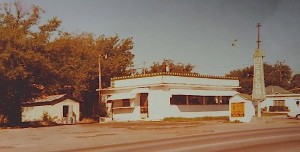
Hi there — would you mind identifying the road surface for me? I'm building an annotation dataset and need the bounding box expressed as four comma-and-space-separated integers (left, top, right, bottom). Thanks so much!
61, 126, 300, 152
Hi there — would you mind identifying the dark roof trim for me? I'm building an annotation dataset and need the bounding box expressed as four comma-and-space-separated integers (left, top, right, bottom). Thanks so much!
21, 95, 81, 107
111, 72, 238, 81
231, 93, 253, 101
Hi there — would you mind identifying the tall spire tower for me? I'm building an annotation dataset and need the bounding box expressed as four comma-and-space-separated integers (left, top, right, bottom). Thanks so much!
252, 22, 266, 117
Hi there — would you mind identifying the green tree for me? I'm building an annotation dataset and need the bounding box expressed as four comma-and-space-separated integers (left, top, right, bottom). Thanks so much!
95, 35, 134, 88
41, 33, 134, 118
146, 59, 195, 73
0, 1, 61, 125
0, 1, 135, 123
225, 63, 292, 94
226, 66, 253, 94
290, 74, 300, 93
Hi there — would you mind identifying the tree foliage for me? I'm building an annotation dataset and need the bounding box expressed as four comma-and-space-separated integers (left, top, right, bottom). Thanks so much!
146, 59, 195, 74
0, 1, 61, 124
290, 74, 300, 93
0, 1, 134, 124
226, 62, 292, 94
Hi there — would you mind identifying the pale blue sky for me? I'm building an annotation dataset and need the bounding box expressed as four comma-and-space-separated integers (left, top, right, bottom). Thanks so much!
4, 0, 300, 76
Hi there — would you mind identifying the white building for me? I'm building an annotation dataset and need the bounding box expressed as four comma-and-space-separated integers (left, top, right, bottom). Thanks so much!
261, 86, 300, 113
101, 73, 240, 121
21, 94, 80, 124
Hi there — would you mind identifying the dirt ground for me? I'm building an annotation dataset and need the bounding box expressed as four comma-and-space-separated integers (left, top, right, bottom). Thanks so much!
0, 116, 299, 152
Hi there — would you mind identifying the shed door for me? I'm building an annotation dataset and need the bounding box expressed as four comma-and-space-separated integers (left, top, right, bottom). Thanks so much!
63, 105, 69, 117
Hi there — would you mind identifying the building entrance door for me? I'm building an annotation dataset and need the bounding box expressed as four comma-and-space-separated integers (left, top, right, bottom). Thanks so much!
62, 105, 74, 124
140, 93, 148, 118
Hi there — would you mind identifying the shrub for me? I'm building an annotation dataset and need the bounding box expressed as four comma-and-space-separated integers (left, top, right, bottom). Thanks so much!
42, 112, 58, 122
269, 106, 289, 112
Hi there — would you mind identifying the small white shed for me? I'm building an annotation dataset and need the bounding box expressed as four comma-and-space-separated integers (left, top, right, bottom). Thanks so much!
229, 94, 255, 123
21, 94, 80, 124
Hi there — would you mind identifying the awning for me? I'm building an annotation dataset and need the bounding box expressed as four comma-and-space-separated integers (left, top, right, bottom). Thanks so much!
107, 92, 136, 101
171, 89, 238, 96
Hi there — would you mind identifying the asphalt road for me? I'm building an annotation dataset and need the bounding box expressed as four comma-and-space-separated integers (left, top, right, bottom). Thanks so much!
62, 126, 300, 152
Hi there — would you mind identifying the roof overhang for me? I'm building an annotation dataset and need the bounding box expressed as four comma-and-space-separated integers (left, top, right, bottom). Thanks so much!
21, 94, 81, 107
107, 92, 136, 101
266, 94, 300, 98
171, 89, 238, 96
101, 83, 240, 92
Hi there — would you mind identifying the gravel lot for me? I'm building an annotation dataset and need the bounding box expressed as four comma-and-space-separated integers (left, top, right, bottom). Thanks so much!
0, 116, 299, 152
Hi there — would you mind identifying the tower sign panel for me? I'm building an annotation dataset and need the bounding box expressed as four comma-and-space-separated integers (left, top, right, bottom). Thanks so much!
252, 49, 266, 100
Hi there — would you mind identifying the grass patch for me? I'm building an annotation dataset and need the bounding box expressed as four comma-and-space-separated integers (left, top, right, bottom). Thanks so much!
163, 116, 229, 122
0, 121, 59, 129
226, 120, 243, 123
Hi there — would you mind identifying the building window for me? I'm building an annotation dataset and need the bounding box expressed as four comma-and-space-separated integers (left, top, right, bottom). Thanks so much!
188, 96, 204, 105
122, 99, 131, 107
206, 96, 217, 105
170, 95, 187, 105
171, 95, 231, 105
221, 96, 231, 104
273, 100, 285, 106
205, 96, 230, 105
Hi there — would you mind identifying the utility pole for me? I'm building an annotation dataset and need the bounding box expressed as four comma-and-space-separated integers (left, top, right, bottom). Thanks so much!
276, 60, 285, 86
98, 55, 102, 103
98, 54, 107, 103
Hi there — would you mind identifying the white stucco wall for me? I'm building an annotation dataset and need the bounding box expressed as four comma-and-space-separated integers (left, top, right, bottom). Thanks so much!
113, 75, 239, 88
22, 99, 80, 123
147, 89, 232, 120
229, 95, 255, 123
167, 105, 229, 118
170, 89, 238, 96
106, 89, 238, 121
162, 76, 239, 87
113, 76, 163, 88
148, 89, 171, 120
112, 95, 141, 121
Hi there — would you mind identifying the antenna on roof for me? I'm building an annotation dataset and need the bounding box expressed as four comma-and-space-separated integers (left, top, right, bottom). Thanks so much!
256, 22, 261, 49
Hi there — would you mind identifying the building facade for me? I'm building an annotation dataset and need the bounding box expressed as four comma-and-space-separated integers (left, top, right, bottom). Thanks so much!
101, 73, 240, 121
261, 86, 300, 113
22, 94, 80, 124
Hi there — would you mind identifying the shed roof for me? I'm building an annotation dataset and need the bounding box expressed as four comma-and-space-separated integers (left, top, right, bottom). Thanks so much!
231, 93, 252, 101
22, 94, 80, 107
239, 93, 252, 100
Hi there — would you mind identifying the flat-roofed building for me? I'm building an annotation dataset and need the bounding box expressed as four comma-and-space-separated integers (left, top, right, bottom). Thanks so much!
101, 73, 240, 121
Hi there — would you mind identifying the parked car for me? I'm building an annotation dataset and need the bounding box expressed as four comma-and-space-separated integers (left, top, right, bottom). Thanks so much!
287, 111, 300, 119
